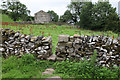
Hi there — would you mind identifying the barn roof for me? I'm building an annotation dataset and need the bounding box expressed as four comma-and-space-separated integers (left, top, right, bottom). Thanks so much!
34, 10, 49, 15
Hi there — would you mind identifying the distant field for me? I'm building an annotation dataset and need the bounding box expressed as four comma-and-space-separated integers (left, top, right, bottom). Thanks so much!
2, 24, 118, 53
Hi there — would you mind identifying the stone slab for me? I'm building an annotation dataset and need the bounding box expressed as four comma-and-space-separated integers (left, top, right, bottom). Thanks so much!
42, 36, 52, 43
47, 54, 56, 61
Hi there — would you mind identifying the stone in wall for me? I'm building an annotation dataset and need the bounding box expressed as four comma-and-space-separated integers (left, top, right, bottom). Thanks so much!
59, 35, 70, 42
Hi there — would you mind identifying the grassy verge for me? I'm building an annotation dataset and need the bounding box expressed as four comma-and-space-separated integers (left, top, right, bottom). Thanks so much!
2, 53, 120, 79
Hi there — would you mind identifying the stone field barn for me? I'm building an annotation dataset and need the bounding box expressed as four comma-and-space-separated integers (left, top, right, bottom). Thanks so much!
34, 10, 51, 24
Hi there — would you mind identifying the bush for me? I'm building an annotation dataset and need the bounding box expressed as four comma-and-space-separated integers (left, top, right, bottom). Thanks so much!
19, 54, 36, 65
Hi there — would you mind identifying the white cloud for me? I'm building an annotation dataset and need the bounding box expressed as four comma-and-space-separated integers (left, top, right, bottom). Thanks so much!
20, 0, 71, 16
19, 0, 119, 16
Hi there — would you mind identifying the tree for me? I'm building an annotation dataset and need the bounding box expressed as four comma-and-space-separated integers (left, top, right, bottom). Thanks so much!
26, 16, 34, 21
60, 10, 72, 23
91, 1, 119, 30
67, 2, 85, 24
47, 10, 59, 22
104, 12, 119, 32
1, 0, 30, 21
80, 2, 93, 29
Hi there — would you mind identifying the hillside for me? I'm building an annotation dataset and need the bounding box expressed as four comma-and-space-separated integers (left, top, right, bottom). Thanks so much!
0, 14, 14, 22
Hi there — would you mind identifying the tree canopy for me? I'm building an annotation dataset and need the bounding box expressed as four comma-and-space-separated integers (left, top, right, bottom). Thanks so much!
90, 1, 119, 30
60, 1, 119, 32
67, 2, 85, 24
60, 10, 72, 23
80, 2, 93, 29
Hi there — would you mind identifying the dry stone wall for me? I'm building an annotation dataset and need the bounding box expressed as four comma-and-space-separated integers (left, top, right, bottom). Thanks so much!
56, 35, 120, 67
0, 28, 53, 59
0, 28, 120, 67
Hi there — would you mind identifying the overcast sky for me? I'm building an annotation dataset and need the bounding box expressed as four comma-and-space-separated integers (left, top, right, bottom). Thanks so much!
1, 0, 120, 16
